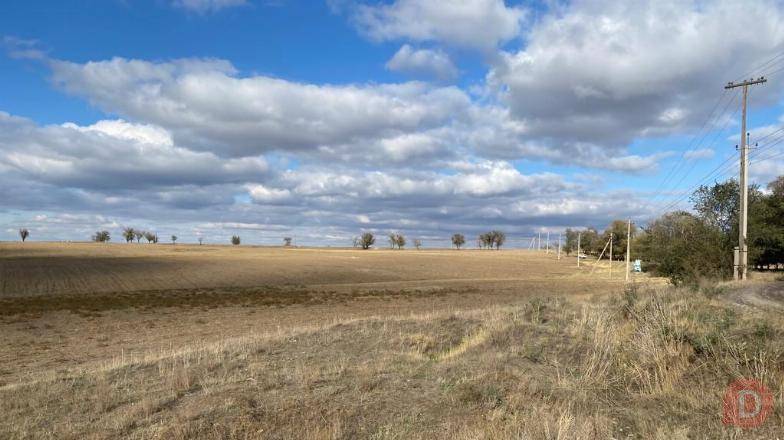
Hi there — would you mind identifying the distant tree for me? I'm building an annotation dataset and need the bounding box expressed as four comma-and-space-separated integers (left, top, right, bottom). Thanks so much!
479, 231, 505, 250
451, 233, 465, 250
283, 237, 292, 246
388, 233, 405, 249
198, 237, 204, 245
352, 236, 360, 248
144, 231, 156, 243
19, 228, 29, 242
414, 239, 422, 250
231, 235, 241, 245
359, 232, 375, 249
478, 233, 490, 249
579, 228, 601, 255
93, 230, 110, 243
171, 235, 177, 245
122, 227, 135, 243
490, 230, 506, 250
134, 230, 144, 243
564, 228, 577, 255
603, 220, 637, 260
153, 234, 159, 244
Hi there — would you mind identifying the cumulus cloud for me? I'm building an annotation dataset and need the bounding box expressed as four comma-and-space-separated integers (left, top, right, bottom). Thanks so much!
0, 113, 268, 190
386, 44, 458, 80
489, 0, 784, 148
172, 0, 247, 13
352, 0, 525, 50
49, 57, 471, 158
42, 55, 673, 172
246, 184, 291, 203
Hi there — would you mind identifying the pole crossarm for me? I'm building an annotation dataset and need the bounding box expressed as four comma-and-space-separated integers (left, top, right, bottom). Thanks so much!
725, 77, 767, 89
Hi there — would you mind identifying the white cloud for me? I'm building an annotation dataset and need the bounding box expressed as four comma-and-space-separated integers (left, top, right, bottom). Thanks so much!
352, 0, 525, 50
386, 44, 458, 80
246, 184, 291, 203
0, 113, 269, 190
489, 0, 784, 147
172, 0, 247, 13
684, 148, 715, 160
49, 57, 471, 158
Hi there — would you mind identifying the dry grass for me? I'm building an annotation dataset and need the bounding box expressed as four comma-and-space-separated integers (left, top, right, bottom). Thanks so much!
2, 283, 783, 439
1, 243, 778, 438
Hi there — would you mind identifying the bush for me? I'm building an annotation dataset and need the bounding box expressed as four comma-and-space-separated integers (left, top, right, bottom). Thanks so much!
231, 235, 241, 245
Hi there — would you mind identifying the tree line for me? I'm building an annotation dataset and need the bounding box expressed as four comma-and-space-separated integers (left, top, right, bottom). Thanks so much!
351, 231, 501, 250
560, 176, 784, 285
635, 176, 784, 284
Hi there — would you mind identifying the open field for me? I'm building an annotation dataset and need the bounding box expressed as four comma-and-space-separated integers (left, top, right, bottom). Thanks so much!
1, 243, 782, 438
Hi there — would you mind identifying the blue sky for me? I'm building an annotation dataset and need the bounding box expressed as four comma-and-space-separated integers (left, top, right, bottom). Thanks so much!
2, 0, 784, 246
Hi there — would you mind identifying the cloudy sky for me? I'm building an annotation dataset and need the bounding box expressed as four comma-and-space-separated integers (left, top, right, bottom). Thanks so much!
2, 0, 784, 246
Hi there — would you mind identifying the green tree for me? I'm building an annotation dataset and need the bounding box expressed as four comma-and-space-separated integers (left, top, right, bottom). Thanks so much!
638, 211, 730, 285
603, 220, 637, 261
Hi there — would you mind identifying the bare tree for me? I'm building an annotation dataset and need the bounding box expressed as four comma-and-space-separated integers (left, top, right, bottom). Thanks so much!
414, 239, 422, 250
352, 236, 360, 248
93, 230, 110, 242
388, 233, 405, 249
478, 233, 491, 249
144, 231, 156, 243
19, 228, 29, 242
478, 231, 505, 250
283, 237, 292, 247
198, 237, 204, 245
359, 232, 375, 249
231, 235, 241, 245
171, 235, 177, 245
489, 230, 506, 250
134, 230, 144, 243
451, 233, 465, 249
122, 227, 135, 243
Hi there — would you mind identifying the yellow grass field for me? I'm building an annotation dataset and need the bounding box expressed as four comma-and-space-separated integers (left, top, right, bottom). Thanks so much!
1, 242, 782, 439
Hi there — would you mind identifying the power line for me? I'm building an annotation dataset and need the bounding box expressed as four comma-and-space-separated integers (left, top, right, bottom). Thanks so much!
647, 92, 743, 216
732, 51, 784, 82
643, 90, 735, 209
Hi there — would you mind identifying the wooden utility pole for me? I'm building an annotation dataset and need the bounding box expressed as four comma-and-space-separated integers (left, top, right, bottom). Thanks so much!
609, 234, 613, 278
577, 232, 581, 267
625, 219, 631, 282
725, 77, 766, 280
